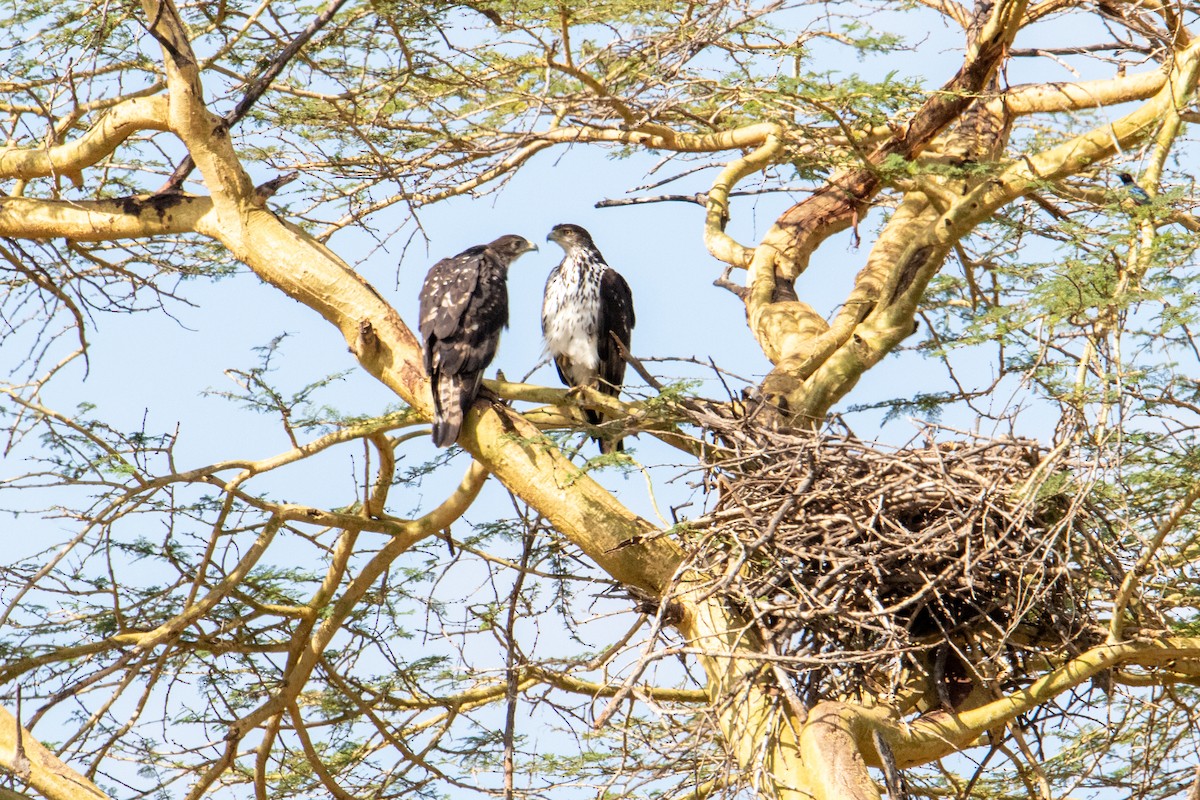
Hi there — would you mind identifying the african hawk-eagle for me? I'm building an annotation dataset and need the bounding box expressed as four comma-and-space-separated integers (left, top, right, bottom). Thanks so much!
542, 223, 636, 453
418, 234, 537, 447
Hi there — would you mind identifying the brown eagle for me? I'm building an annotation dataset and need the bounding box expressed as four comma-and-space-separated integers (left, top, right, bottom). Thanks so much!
418, 234, 537, 447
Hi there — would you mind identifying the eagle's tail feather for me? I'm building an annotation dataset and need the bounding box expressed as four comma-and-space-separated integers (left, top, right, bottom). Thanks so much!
431, 373, 469, 448
596, 435, 624, 455
586, 408, 606, 453
432, 417, 461, 449
585, 409, 625, 454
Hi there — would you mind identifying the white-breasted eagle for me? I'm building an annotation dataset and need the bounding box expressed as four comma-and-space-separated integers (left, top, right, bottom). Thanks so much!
418, 234, 537, 447
542, 223, 636, 453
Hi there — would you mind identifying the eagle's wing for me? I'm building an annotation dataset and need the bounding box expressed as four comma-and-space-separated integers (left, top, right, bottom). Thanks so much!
596, 266, 635, 397
419, 247, 484, 367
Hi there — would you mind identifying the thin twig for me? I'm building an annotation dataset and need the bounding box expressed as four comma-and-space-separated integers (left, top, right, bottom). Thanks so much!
611, 331, 664, 391
595, 186, 815, 208
158, 0, 350, 192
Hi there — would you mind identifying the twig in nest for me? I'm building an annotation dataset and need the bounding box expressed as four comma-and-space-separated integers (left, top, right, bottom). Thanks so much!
678, 417, 1103, 699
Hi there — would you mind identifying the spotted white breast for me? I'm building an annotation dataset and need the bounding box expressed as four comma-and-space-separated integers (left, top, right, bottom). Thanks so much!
542, 251, 605, 382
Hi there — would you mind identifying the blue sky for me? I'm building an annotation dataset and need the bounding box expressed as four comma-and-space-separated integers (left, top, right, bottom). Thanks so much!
6, 5, 1195, 796
8, 2, 1093, 528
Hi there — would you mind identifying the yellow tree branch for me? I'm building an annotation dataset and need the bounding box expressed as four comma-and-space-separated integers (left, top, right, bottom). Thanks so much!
0, 96, 169, 182
763, 0, 1028, 282
735, 0, 1028, 424
0, 194, 210, 240
180, 455, 491, 800
783, 33, 1200, 422
745, 638, 1200, 800
703, 125, 784, 270
0, 705, 109, 800
799, 703, 883, 800
881, 638, 1200, 765
135, 515, 283, 651
997, 67, 1167, 116
138, 0, 256, 208
318, 122, 785, 238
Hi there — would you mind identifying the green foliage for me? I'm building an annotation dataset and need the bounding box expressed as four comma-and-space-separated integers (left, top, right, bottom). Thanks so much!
201, 334, 354, 434
847, 390, 953, 422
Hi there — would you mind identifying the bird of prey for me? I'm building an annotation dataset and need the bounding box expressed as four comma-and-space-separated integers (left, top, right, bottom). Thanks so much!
418, 234, 537, 447
1118, 172, 1152, 206
542, 223, 636, 453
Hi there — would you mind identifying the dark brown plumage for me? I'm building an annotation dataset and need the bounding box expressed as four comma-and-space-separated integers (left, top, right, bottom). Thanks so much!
418, 234, 537, 447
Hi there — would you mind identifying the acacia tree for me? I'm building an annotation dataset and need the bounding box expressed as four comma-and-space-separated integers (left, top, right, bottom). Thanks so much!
3, 0, 1200, 799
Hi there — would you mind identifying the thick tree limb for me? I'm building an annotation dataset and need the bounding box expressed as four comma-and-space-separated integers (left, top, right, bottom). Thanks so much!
996, 67, 1167, 116
800, 704, 884, 800
763, 0, 1028, 283
732, 0, 1027, 423
881, 638, 1200, 766
769, 30, 1200, 423
0, 705, 109, 800
703, 125, 782, 270
756, 639, 1200, 800
0, 194, 210, 240
139, 0, 256, 210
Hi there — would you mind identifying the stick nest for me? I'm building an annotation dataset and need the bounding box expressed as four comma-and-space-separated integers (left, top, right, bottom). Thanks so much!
683, 415, 1104, 699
